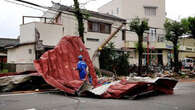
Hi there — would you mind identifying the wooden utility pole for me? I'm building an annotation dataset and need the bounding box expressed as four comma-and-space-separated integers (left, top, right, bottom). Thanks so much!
92, 23, 125, 62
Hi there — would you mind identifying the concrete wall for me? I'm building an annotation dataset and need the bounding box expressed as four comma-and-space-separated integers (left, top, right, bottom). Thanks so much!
16, 63, 35, 72
20, 23, 36, 43
98, 0, 166, 43
98, 0, 123, 17
35, 22, 64, 46
61, 14, 78, 36
7, 44, 35, 64
20, 22, 64, 46
179, 38, 195, 52
99, 0, 165, 28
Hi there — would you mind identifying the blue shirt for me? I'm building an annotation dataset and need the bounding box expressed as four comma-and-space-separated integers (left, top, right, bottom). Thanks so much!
77, 61, 87, 80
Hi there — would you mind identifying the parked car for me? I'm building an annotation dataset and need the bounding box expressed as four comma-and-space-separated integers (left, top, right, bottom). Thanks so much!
182, 58, 194, 69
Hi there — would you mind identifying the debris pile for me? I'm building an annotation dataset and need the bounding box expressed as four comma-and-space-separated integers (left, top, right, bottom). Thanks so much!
0, 72, 52, 92
32, 36, 178, 99
0, 37, 179, 99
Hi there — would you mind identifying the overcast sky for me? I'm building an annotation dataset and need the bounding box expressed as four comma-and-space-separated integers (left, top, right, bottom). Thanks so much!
0, 0, 195, 39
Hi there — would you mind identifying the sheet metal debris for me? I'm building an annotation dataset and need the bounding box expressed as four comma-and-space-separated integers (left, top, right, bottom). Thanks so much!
32, 36, 178, 99
34, 36, 98, 94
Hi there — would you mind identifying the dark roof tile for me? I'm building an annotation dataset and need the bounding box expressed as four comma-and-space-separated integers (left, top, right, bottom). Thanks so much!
0, 38, 19, 47
51, 2, 126, 22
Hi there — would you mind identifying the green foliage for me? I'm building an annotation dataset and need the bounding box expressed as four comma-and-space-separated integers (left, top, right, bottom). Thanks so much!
99, 43, 130, 76
134, 42, 147, 52
164, 19, 185, 43
181, 16, 195, 38
129, 17, 149, 37
129, 17, 149, 75
82, 9, 91, 19
188, 17, 195, 38
0, 69, 8, 73
164, 19, 186, 73
99, 42, 117, 71
181, 18, 190, 33
114, 52, 130, 76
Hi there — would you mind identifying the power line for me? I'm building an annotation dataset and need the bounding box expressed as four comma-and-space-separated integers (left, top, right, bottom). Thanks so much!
80, 0, 96, 7
4, 0, 47, 12
9, 0, 74, 16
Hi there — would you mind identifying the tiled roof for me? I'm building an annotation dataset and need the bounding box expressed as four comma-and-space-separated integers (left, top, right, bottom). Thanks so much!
51, 2, 126, 22
0, 38, 19, 48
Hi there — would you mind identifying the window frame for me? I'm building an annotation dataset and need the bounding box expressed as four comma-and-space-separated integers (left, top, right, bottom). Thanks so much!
144, 6, 157, 16
88, 21, 111, 34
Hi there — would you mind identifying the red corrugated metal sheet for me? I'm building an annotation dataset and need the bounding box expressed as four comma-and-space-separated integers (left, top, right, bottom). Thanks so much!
34, 36, 98, 94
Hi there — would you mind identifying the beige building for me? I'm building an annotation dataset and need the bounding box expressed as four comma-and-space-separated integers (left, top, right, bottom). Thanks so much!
179, 38, 195, 60
99, 0, 169, 66
7, 2, 126, 72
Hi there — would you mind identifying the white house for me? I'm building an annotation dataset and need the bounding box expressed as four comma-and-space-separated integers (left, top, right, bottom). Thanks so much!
7, 2, 126, 72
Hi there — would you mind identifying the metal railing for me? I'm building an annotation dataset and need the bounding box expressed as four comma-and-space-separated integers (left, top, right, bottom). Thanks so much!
22, 16, 54, 24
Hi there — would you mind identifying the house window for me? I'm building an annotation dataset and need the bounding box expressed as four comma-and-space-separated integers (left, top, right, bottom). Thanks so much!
122, 29, 126, 41
116, 8, 119, 15
86, 38, 99, 42
92, 22, 100, 32
144, 7, 157, 16
104, 24, 111, 34
186, 48, 192, 51
149, 28, 156, 41
28, 49, 32, 54
88, 21, 111, 34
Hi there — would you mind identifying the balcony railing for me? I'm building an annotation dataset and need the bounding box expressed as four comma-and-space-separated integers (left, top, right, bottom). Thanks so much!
22, 16, 54, 24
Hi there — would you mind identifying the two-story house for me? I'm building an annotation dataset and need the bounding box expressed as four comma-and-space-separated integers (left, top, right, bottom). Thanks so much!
7, 2, 126, 72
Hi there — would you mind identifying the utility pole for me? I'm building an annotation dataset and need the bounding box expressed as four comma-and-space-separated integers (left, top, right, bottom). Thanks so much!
147, 33, 150, 65
73, 0, 85, 43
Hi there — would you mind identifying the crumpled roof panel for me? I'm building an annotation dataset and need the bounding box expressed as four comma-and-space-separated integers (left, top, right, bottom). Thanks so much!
34, 36, 98, 94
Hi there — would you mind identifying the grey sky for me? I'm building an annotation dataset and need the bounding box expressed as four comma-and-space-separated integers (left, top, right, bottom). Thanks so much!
0, 0, 195, 39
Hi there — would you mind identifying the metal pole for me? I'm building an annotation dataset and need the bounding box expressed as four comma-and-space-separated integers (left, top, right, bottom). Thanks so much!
147, 34, 150, 65
22, 16, 24, 24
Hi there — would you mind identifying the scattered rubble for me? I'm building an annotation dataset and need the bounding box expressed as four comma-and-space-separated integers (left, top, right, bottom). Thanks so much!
0, 73, 53, 92
32, 36, 178, 99
0, 37, 185, 99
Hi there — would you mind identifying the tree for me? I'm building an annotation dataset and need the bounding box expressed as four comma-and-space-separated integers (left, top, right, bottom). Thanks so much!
99, 43, 116, 71
114, 52, 130, 76
73, 0, 85, 43
181, 16, 195, 38
129, 17, 149, 75
164, 19, 186, 73
99, 43, 130, 76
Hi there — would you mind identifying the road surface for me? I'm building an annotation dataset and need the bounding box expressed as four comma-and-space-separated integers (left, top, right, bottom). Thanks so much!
0, 82, 195, 110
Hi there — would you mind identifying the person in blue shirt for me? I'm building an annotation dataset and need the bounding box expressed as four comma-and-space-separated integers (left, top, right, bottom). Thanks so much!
75, 55, 87, 80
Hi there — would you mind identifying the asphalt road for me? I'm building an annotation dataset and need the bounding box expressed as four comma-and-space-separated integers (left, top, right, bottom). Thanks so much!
0, 82, 195, 110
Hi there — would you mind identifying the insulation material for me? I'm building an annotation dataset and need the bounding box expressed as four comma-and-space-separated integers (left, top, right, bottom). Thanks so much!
34, 36, 98, 94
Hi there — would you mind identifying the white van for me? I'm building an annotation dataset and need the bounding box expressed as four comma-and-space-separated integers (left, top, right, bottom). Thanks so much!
182, 58, 194, 69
